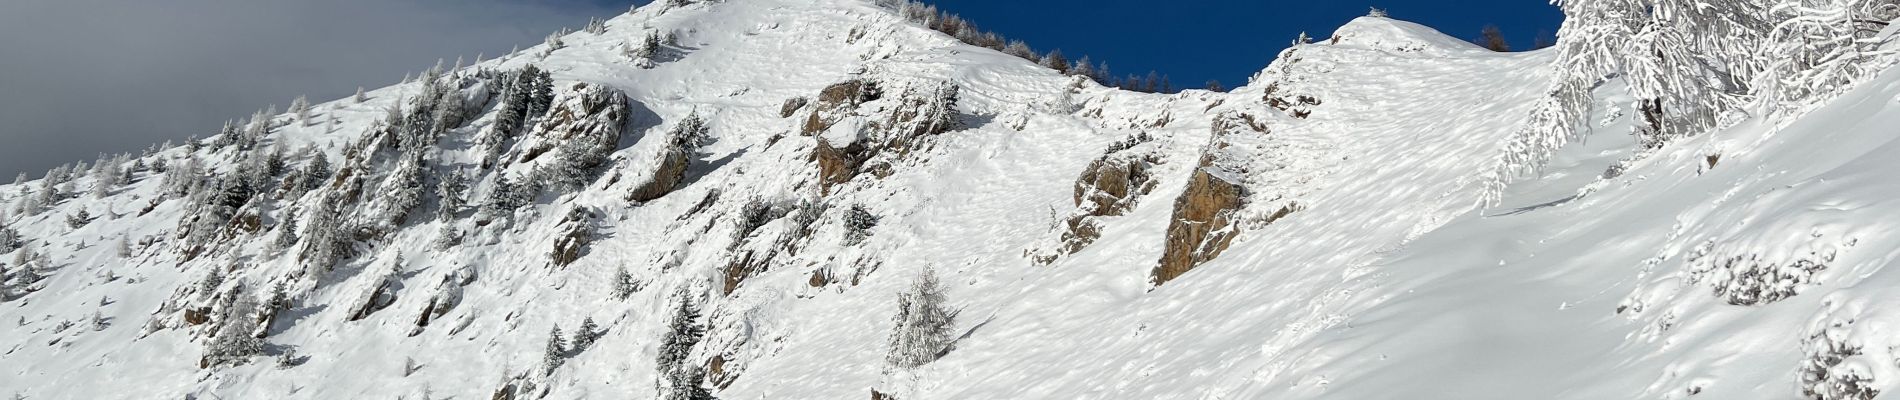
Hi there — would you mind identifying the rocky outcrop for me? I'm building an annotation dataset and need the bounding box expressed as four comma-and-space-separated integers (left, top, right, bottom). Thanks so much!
1037, 134, 1161, 263
628, 147, 689, 202
1152, 162, 1246, 287
721, 250, 773, 295
346, 278, 398, 322
801, 79, 881, 135
811, 138, 866, 196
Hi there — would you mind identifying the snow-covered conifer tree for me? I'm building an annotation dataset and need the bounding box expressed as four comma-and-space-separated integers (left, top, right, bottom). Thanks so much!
302, 152, 332, 191
885, 266, 956, 368
542, 325, 567, 375
656, 292, 705, 376
272, 211, 300, 253
572, 317, 600, 352
203, 290, 265, 368
298, 196, 350, 274
843, 204, 879, 246
436, 168, 468, 221
1040, 49, 1069, 73
1003, 40, 1037, 61
611, 265, 637, 300
290, 95, 311, 126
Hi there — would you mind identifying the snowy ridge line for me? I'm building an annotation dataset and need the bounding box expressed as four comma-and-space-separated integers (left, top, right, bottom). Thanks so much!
6, 1, 1900, 399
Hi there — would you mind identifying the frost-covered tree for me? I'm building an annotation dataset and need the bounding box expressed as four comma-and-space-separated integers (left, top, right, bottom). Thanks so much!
525, 66, 556, 119
1003, 40, 1037, 61
639, 31, 664, 60
886, 266, 956, 368
1478, 25, 1511, 51
843, 204, 879, 246
543, 325, 567, 375
585, 16, 608, 35
656, 292, 705, 377
572, 317, 601, 352
431, 223, 462, 250
0, 224, 20, 254
354, 87, 367, 103
373, 152, 428, 225
212, 120, 239, 150
662, 366, 716, 400
1039, 49, 1070, 73
290, 95, 311, 126
544, 32, 566, 54
435, 168, 468, 221
1756, 0, 1895, 116
481, 175, 536, 218
1483, 0, 1772, 203
272, 211, 300, 253
162, 155, 205, 199
667, 112, 713, 154
196, 268, 225, 297
302, 152, 333, 191
203, 290, 265, 368
550, 110, 624, 193
298, 196, 351, 274
1070, 55, 1098, 80
611, 265, 637, 300
116, 236, 133, 258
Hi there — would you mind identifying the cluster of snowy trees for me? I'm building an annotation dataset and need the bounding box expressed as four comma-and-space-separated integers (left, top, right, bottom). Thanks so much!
876, 0, 1189, 92
6, 154, 140, 217
1486, 0, 1899, 203
479, 65, 556, 170
655, 292, 715, 400
541, 317, 603, 375
1, 239, 52, 301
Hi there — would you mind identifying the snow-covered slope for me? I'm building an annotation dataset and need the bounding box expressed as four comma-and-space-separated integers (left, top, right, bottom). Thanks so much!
3, 1, 1899, 399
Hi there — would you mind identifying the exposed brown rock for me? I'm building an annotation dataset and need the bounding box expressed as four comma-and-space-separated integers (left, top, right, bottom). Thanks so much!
628, 148, 689, 203
183, 307, 210, 325
1055, 155, 1159, 256
1152, 167, 1246, 286
808, 268, 830, 288
780, 97, 809, 118
816, 79, 879, 108
549, 224, 589, 267
801, 112, 834, 136
708, 354, 738, 389
722, 250, 770, 296
802, 79, 881, 136
812, 138, 863, 196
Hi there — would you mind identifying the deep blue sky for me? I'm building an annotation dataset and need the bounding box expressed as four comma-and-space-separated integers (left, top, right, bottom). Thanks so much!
934, 1, 1564, 88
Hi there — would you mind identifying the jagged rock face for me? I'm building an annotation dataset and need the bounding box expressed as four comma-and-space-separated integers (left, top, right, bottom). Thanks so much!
1048, 143, 1159, 260
627, 148, 688, 202
811, 138, 863, 196
801, 79, 881, 136
1152, 163, 1245, 286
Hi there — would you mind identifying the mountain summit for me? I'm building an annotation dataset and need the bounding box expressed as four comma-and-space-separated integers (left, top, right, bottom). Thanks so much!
4, 1, 1900, 399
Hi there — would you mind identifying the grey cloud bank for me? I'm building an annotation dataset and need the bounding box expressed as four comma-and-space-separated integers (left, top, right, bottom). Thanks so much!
0, 0, 628, 178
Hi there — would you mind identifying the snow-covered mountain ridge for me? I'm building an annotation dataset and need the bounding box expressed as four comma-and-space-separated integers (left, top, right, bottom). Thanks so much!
3, 1, 1900, 399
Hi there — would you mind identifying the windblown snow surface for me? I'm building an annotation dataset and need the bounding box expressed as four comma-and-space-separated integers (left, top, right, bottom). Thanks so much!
5, 1, 1900, 399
